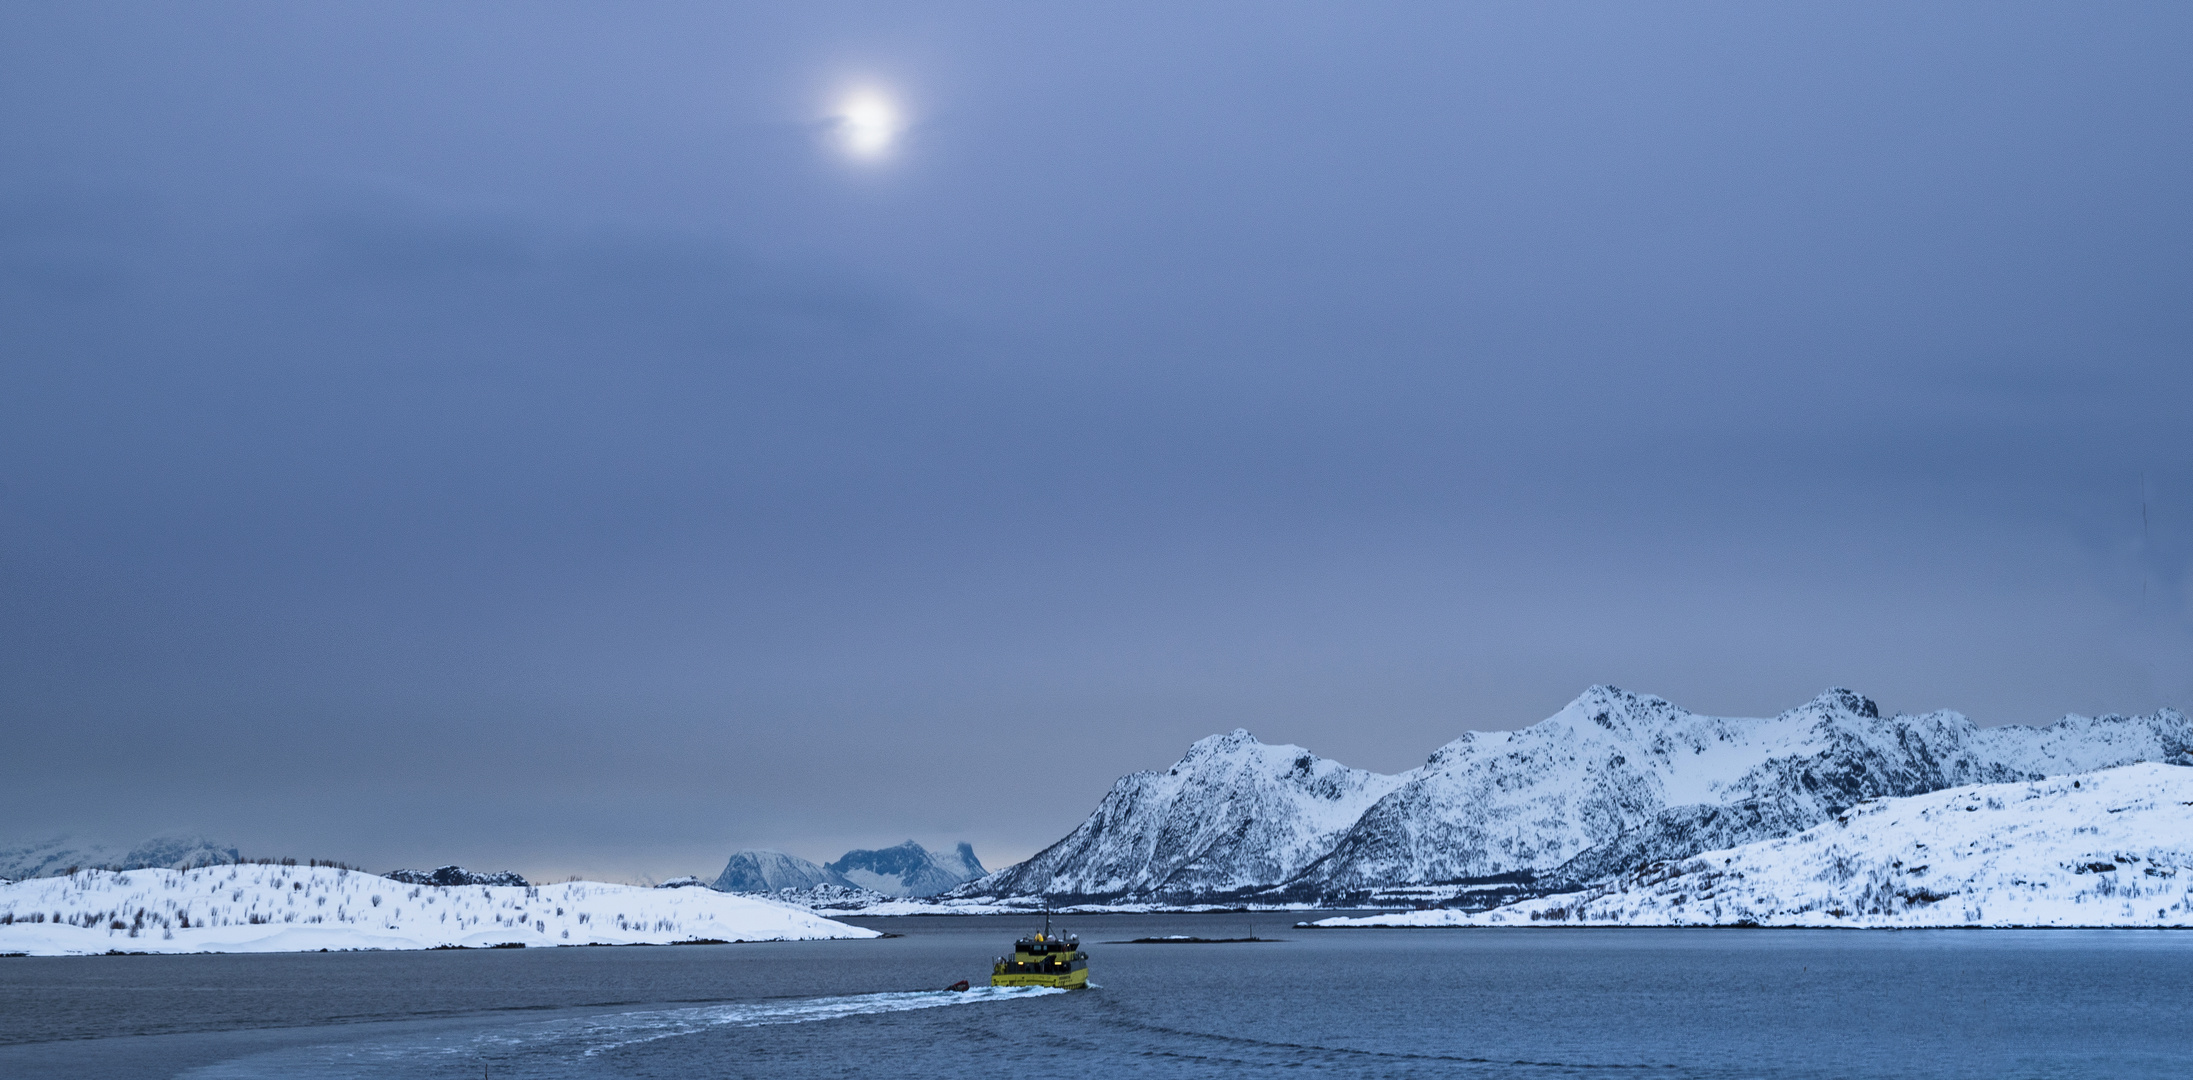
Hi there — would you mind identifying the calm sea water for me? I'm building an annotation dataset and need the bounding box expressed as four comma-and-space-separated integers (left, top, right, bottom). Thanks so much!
4, 914, 2191, 1079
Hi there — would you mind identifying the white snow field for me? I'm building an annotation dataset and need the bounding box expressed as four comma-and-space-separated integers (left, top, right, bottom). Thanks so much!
0, 864, 878, 955
1312, 762, 2193, 929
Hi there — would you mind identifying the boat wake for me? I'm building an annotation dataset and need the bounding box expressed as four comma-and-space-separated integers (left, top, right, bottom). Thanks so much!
182, 986, 1068, 1078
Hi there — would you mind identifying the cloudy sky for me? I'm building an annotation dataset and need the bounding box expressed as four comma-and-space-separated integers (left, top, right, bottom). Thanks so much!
2, 2, 2187, 880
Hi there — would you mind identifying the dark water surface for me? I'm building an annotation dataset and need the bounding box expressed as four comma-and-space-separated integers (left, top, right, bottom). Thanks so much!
4, 914, 2190, 1078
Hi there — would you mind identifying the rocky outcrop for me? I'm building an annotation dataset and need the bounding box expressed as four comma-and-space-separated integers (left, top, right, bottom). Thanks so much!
386, 865, 530, 887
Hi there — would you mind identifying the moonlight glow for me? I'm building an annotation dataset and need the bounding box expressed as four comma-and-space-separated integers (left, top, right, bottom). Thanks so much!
837, 91, 900, 159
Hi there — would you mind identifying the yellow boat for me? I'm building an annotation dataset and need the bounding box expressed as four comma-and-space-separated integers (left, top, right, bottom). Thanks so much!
989, 913, 1089, 989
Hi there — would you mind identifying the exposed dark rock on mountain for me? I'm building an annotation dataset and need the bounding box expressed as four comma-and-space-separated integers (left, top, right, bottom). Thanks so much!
386, 865, 530, 887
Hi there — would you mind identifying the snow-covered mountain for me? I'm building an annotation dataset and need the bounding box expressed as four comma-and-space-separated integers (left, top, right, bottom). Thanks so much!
0, 835, 239, 881
951, 688, 2189, 905
956, 729, 1404, 903
1293, 687, 2191, 899
0, 864, 875, 955
714, 842, 986, 897
827, 842, 986, 897
1313, 762, 2193, 927
714, 850, 844, 893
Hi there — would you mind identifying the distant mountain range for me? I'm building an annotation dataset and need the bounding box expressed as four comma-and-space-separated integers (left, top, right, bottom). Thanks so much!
949, 687, 2191, 907
17, 686, 2183, 915
0, 835, 240, 881
713, 841, 986, 898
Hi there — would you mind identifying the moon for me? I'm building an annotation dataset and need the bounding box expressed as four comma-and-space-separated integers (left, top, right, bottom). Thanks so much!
837, 91, 900, 159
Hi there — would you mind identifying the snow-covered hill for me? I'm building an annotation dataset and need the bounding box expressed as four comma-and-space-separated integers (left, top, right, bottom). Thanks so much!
1311, 762, 2193, 928
957, 729, 1404, 902
948, 687, 2188, 905
0, 864, 875, 955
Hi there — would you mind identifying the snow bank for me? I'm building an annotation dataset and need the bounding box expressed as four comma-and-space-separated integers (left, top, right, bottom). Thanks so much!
0, 865, 877, 955
1311, 762, 2193, 929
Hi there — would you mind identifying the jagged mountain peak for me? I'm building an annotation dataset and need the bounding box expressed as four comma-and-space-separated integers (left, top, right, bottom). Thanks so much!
961, 730, 1403, 901
1172, 728, 1262, 769
1548, 685, 1694, 733
1422, 686, 1702, 770
1161, 729, 1372, 793
1791, 687, 1880, 720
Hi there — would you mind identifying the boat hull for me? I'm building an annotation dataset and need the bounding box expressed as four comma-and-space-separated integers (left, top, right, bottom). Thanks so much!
990, 969, 1090, 989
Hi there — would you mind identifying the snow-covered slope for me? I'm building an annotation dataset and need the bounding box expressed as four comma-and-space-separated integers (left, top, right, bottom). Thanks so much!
1312, 762, 2193, 928
827, 841, 987, 897
0, 835, 239, 880
713, 850, 845, 893
946, 687, 2187, 905
1289, 687, 2190, 899
959, 730, 1405, 902
0, 865, 876, 955
936, 842, 987, 882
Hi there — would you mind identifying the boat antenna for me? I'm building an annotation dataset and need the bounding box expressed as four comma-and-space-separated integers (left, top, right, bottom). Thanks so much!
1043, 896, 1051, 939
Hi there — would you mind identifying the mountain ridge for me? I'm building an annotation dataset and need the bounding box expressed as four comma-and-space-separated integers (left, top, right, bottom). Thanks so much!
0, 835, 240, 882
1312, 761, 2193, 927
949, 686, 2190, 906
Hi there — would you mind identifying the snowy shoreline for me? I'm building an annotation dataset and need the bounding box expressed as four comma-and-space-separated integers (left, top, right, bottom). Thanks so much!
0, 865, 875, 956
